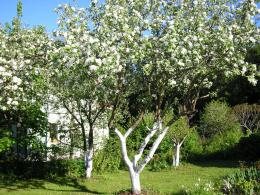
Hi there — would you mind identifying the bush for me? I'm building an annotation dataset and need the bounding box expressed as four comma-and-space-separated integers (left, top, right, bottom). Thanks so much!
182, 129, 203, 161
222, 167, 260, 194
94, 135, 123, 173
198, 100, 244, 159
200, 101, 240, 139
204, 127, 243, 157
149, 154, 170, 171
47, 159, 85, 178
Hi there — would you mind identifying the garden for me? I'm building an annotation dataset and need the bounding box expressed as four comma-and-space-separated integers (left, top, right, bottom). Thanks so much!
0, 0, 260, 194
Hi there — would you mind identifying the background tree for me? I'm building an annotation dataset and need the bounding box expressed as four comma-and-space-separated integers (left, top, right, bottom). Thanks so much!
233, 103, 260, 133
168, 116, 194, 167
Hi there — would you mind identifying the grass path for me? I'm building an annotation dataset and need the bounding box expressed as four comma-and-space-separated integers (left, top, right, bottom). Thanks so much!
0, 161, 239, 194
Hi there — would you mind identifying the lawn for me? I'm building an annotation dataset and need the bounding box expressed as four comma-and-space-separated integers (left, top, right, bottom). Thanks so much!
0, 161, 239, 195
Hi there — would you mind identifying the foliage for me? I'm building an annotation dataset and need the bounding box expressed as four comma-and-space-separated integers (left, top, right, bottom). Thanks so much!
0, 102, 48, 161
168, 116, 194, 144
246, 44, 260, 66
182, 130, 203, 161
0, 159, 85, 179
200, 101, 240, 139
47, 159, 85, 178
222, 167, 260, 194
94, 135, 123, 173
149, 153, 170, 171
0, 130, 14, 154
204, 126, 243, 156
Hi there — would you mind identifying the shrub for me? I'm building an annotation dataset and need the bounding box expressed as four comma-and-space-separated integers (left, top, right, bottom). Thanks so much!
200, 101, 240, 139
47, 159, 85, 178
0, 159, 85, 179
149, 153, 170, 171
0, 130, 14, 153
222, 167, 260, 194
204, 126, 243, 157
182, 129, 203, 161
94, 135, 123, 173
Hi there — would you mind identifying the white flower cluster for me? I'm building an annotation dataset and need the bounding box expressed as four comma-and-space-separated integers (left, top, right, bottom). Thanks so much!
0, 21, 52, 110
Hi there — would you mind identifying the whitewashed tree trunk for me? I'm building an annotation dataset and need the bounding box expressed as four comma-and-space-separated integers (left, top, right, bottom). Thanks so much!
114, 121, 169, 194
130, 168, 141, 194
172, 143, 181, 167
85, 146, 94, 179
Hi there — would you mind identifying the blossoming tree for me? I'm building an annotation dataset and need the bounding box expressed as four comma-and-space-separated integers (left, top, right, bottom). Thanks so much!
0, 0, 53, 155
48, 2, 121, 178
49, 0, 259, 193
98, 0, 259, 194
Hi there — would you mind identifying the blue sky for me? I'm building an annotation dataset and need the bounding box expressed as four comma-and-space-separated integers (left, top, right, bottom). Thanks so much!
0, 1, 259, 32
0, 0, 92, 32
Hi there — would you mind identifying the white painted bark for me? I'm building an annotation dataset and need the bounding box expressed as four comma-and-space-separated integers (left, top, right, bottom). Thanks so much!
130, 168, 141, 194
114, 121, 169, 194
134, 123, 158, 167
85, 147, 94, 179
138, 125, 169, 173
172, 143, 181, 167
172, 136, 186, 167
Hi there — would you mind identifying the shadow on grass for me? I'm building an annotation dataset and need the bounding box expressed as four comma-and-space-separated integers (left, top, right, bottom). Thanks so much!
0, 175, 104, 194
47, 177, 104, 194
0, 175, 46, 192
190, 160, 239, 168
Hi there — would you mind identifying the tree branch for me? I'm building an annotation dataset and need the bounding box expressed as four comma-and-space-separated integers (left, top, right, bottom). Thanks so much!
134, 122, 158, 166
108, 94, 120, 129
114, 128, 132, 168
63, 101, 81, 126
137, 126, 169, 173
92, 105, 105, 124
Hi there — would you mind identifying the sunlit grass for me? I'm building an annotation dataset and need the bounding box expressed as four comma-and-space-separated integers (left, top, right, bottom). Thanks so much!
0, 161, 239, 195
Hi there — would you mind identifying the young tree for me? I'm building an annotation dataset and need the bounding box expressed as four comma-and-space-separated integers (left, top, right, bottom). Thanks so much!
168, 116, 194, 167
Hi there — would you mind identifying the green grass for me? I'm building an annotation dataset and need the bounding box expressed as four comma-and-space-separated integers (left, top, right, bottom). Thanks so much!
0, 161, 239, 195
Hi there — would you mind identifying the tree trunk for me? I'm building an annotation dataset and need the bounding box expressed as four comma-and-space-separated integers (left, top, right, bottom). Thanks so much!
130, 169, 141, 195
85, 147, 93, 178
85, 125, 94, 179
114, 121, 169, 194
172, 143, 181, 167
